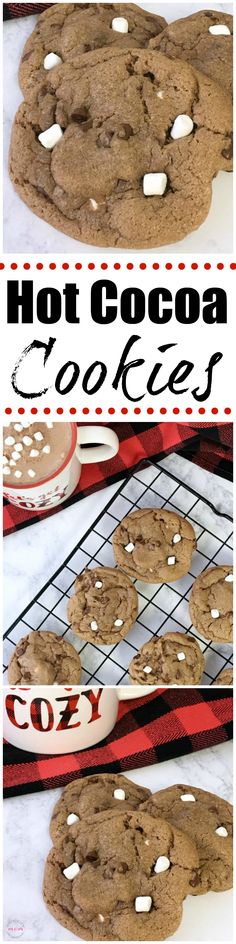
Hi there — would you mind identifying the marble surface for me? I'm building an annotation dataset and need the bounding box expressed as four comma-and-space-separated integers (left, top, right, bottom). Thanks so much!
3, 451, 233, 629
3, 740, 233, 941
3, 2, 233, 254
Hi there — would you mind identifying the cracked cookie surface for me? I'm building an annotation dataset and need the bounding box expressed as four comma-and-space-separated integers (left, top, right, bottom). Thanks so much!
67, 566, 138, 643
50, 773, 151, 846
213, 667, 233, 686
43, 809, 198, 940
141, 785, 233, 895
10, 46, 232, 248
149, 10, 233, 98
129, 632, 204, 685
7, 630, 81, 684
19, 2, 167, 96
112, 507, 196, 582
189, 565, 233, 643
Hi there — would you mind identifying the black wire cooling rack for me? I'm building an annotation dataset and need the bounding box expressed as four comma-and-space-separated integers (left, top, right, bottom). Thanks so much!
3, 460, 233, 685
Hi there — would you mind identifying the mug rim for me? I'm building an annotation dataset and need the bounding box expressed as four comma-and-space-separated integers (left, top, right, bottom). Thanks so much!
3, 422, 77, 490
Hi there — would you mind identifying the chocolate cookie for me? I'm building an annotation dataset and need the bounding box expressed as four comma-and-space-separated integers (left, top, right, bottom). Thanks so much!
67, 566, 138, 644
213, 667, 233, 686
43, 809, 198, 940
150, 10, 233, 98
112, 507, 196, 582
9, 47, 232, 249
50, 773, 151, 846
141, 785, 233, 895
19, 2, 167, 96
7, 630, 81, 685
189, 565, 233, 644
129, 632, 204, 686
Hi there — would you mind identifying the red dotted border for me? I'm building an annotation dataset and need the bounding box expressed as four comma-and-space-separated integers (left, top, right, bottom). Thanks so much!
4, 407, 231, 416
0, 262, 235, 271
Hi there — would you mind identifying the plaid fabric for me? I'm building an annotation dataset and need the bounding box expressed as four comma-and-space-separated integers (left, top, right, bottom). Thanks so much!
3, 422, 232, 536
3, 3, 53, 18
3, 688, 233, 798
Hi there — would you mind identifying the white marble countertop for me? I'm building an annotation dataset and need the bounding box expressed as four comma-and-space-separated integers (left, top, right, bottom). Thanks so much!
3, 740, 233, 941
3, 451, 233, 630
3, 2, 233, 254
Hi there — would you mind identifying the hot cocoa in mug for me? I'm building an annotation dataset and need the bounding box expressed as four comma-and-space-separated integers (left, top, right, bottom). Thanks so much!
3, 421, 119, 510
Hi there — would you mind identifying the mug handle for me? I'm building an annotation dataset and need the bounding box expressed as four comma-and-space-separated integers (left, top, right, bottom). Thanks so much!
76, 425, 119, 464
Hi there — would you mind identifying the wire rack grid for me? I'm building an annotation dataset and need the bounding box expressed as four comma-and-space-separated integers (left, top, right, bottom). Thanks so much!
3, 460, 233, 686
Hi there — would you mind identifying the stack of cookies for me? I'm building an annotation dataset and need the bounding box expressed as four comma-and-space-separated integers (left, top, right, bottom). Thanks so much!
8, 506, 233, 686
43, 772, 233, 940
9, 4, 233, 248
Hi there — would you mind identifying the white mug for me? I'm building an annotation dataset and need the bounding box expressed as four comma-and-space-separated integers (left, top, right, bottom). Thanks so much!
3, 423, 119, 511
3, 686, 156, 754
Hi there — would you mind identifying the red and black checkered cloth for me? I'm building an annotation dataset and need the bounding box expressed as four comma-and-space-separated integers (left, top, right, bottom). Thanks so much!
3, 687, 233, 798
3, 422, 233, 535
3, 3, 53, 18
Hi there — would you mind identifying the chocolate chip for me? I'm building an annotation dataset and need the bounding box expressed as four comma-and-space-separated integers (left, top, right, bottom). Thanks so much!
22, 51, 32, 62
144, 71, 155, 81
97, 130, 114, 147
118, 123, 134, 139
71, 106, 91, 125
222, 133, 233, 159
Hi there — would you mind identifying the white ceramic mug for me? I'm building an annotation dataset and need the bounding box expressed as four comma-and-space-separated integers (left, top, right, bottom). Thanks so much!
3, 423, 119, 511
3, 686, 156, 754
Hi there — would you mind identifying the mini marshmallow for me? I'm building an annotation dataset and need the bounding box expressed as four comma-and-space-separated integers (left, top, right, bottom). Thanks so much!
112, 16, 128, 33
209, 24, 231, 35
9, 460, 16, 467
157, 90, 164, 99
28, 469, 36, 478
12, 452, 20, 461
180, 793, 196, 802
90, 198, 98, 210
2, 456, 8, 465
43, 445, 51, 454
95, 581, 103, 588
114, 619, 123, 627
98, 915, 105, 923
14, 424, 23, 432
125, 542, 134, 552
38, 123, 63, 150
113, 789, 126, 800
30, 449, 39, 458
144, 839, 150, 846
211, 609, 220, 619
143, 666, 152, 674
67, 813, 79, 825
173, 534, 181, 544
177, 651, 186, 661
34, 431, 44, 441
3, 467, 10, 475
90, 620, 98, 631
46, 422, 54, 429
215, 826, 228, 837
5, 437, 15, 446
44, 52, 62, 70
154, 856, 170, 874
14, 470, 22, 479
167, 556, 175, 565
63, 862, 80, 880
171, 114, 194, 140
225, 573, 233, 582
23, 436, 32, 446
135, 896, 152, 913
143, 172, 167, 196
14, 443, 23, 452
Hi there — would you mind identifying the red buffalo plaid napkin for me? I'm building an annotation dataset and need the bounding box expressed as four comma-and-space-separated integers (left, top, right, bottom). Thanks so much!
3, 3, 53, 18
3, 688, 232, 798
3, 422, 232, 535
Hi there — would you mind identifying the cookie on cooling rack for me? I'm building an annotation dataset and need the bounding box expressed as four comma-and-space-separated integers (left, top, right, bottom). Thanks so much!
67, 566, 138, 644
112, 508, 196, 582
129, 632, 204, 686
7, 630, 81, 684
189, 565, 233, 644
